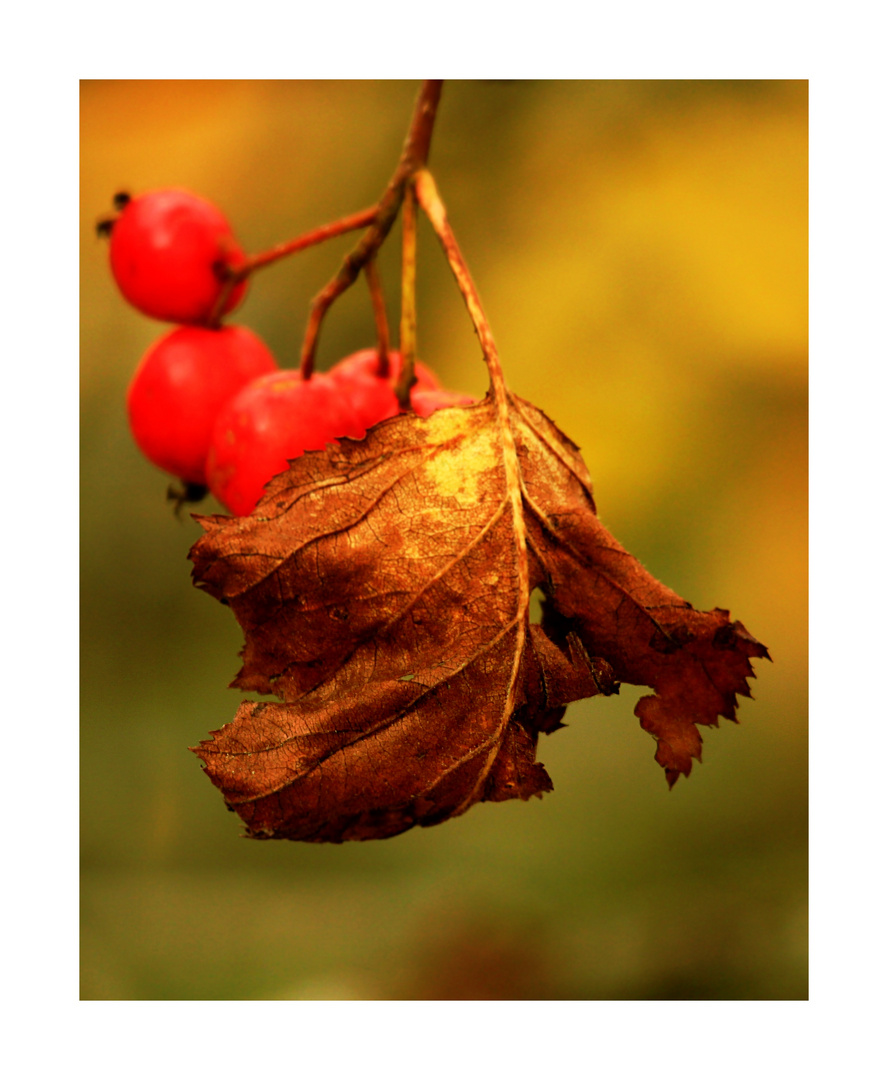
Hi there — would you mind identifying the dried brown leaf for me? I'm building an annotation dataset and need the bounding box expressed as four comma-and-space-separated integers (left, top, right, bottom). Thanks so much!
190, 392, 768, 841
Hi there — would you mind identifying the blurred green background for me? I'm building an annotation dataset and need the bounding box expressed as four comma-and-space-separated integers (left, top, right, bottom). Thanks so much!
80, 80, 807, 1000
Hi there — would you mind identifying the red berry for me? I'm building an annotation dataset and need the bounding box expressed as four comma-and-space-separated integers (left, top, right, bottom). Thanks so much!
108, 189, 249, 324
207, 371, 363, 516
330, 368, 399, 431
126, 325, 278, 486
328, 348, 440, 430
329, 348, 439, 392
411, 387, 477, 417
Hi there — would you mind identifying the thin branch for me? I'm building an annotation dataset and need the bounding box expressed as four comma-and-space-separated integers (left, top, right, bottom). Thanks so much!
398, 79, 444, 175
208, 206, 377, 328
299, 80, 444, 379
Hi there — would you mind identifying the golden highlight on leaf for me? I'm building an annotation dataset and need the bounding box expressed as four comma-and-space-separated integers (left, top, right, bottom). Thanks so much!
190, 391, 768, 842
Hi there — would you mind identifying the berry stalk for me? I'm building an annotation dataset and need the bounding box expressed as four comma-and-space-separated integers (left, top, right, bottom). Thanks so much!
209, 205, 378, 327
298, 79, 444, 380
241, 206, 378, 274
396, 182, 418, 409
364, 257, 391, 378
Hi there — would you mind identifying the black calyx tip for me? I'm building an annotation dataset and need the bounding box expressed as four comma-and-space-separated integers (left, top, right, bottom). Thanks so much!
167, 480, 209, 518
96, 191, 131, 238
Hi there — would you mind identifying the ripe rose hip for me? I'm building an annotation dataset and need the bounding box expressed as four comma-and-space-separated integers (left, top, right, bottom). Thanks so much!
207, 371, 365, 517
127, 324, 278, 486
108, 188, 249, 324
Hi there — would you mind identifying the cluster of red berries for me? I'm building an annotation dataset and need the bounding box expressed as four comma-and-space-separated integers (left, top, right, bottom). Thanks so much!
103, 188, 475, 516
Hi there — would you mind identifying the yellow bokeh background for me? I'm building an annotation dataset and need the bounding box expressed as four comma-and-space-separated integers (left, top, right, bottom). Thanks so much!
81, 80, 807, 1000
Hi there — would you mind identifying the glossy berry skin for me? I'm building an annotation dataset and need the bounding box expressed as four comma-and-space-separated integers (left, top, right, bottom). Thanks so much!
109, 189, 249, 324
207, 371, 364, 517
328, 348, 440, 430
329, 348, 439, 390
127, 325, 278, 486
411, 387, 477, 417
